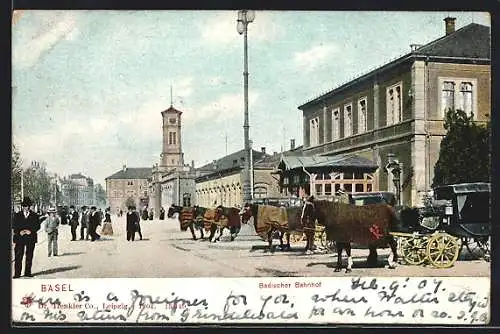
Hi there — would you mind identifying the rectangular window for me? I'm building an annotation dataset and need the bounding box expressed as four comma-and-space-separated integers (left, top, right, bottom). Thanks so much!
324, 184, 332, 195
459, 82, 473, 116
283, 177, 289, 185
315, 184, 323, 196
355, 184, 364, 192
358, 98, 367, 134
344, 184, 352, 193
309, 117, 320, 146
386, 82, 402, 126
168, 132, 177, 145
332, 108, 340, 140
343, 104, 352, 137
442, 81, 455, 115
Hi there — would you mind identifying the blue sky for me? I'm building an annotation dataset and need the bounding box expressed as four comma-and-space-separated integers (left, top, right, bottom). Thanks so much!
12, 10, 490, 186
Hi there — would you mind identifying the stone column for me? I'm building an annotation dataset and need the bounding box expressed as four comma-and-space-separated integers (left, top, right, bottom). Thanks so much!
373, 80, 380, 133
323, 105, 328, 144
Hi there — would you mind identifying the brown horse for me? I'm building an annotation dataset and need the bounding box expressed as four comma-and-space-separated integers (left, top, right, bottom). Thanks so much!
212, 205, 241, 242
301, 200, 399, 273
240, 203, 302, 252
167, 205, 204, 240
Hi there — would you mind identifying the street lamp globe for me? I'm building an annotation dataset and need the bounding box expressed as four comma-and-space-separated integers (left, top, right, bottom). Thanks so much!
246, 10, 255, 22
237, 21, 244, 34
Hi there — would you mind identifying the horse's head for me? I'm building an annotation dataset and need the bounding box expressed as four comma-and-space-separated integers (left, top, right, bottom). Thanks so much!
214, 205, 224, 221
167, 205, 179, 218
239, 203, 254, 225
300, 198, 318, 225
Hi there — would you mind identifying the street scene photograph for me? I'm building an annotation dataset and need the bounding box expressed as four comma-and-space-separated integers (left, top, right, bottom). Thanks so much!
11, 10, 491, 280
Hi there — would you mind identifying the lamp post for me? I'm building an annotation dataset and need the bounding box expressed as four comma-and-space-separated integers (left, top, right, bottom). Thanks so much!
237, 9, 255, 204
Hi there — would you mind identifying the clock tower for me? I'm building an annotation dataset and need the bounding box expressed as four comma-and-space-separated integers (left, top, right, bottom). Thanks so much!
160, 105, 184, 170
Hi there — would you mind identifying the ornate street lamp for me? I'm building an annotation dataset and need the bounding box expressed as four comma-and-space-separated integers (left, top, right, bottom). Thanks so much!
236, 10, 255, 204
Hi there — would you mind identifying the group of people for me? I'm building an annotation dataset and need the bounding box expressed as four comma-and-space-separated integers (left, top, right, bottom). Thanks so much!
12, 196, 114, 278
126, 206, 143, 241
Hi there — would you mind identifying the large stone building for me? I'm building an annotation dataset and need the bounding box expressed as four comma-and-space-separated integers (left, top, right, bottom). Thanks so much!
149, 104, 198, 216
195, 147, 282, 208
60, 173, 96, 207
105, 166, 151, 213
290, 18, 490, 206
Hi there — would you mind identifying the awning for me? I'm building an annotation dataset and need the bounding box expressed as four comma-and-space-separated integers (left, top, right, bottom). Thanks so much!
279, 153, 378, 171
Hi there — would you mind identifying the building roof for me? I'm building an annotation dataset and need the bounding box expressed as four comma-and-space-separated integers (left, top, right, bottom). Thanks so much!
279, 153, 379, 171
196, 148, 268, 173
299, 22, 490, 109
254, 153, 282, 169
69, 173, 88, 179
161, 105, 182, 115
105, 167, 152, 180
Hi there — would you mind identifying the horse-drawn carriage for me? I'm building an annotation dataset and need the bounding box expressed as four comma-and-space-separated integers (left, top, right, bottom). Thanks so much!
392, 182, 491, 268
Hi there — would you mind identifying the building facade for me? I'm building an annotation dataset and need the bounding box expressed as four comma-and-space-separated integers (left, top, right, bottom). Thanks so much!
297, 18, 490, 206
195, 148, 282, 208
105, 166, 151, 213
60, 173, 96, 207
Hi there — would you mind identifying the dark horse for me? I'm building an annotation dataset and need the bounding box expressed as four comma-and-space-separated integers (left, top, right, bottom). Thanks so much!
301, 200, 399, 273
212, 205, 242, 242
240, 203, 302, 252
167, 205, 204, 240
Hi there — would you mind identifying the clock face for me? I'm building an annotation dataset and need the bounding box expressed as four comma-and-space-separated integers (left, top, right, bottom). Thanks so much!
169, 118, 176, 124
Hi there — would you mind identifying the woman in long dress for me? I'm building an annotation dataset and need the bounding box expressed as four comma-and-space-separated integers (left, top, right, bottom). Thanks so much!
101, 208, 113, 236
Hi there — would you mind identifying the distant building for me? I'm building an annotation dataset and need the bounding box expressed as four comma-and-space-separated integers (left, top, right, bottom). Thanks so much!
294, 18, 490, 206
194, 147, 282, 208
105, 165, 151, 213
61, 173, 96, 207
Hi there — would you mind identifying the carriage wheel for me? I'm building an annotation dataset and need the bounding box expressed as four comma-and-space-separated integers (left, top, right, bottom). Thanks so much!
401, 236, 428, 265
463, 236, 490, 260
290, 232, 305, 244
426, 233, 460, 268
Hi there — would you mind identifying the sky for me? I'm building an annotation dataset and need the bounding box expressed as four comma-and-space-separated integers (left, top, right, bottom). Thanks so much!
12, 10, 490, 186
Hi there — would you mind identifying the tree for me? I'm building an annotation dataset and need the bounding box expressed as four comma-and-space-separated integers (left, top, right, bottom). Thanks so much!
11, 144, 22, 202
432, 109, 490, 187
23, 161, 53, 210
94, 183, 107, 207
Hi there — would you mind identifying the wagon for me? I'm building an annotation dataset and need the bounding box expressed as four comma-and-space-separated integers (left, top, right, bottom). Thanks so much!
392, 182, 491, 268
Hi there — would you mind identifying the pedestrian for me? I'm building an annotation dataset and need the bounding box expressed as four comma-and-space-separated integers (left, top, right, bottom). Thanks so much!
134, 206, 143, 240
12, 196, 42, 278
142, 207, 148, 221
88, 206, 101, 241
301, 195, 316, 255
68, 205, 79, 241
101, 208, 113, 236
159, 207, 165, 220
149, 208, 154, 220
119, 209, 123, 217
45, 207, 60, 256
80, 206, 90, 240
126, 205, 139, 241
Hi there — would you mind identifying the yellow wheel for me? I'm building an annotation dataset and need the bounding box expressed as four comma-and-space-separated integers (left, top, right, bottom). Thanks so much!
401, 236, 428, 265
290, 231, 305, 244
426, 232, 460, 268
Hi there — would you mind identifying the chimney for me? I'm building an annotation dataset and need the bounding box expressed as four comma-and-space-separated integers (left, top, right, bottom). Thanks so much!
122, 164, 127, 172
410, 44, 422, 51
261, 147, 266, 154
191, 160, 195, 169
444, 17, 456, 35
290, 138, 296, 150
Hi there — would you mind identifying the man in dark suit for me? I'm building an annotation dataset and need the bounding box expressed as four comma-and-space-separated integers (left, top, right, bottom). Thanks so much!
68, 205, 79, 241
80, 206, 89, 240
88, 206, 101, 241
126, 205, 139, 241
12, 197, 42, 278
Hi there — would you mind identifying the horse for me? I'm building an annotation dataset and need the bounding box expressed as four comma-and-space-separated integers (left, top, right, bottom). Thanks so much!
301, 200, 399, 273
212, 205, 242, 242
167, 205, 204, 240
240, 203, 302, 252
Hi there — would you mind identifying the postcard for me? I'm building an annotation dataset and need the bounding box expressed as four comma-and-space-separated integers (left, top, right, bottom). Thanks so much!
11, 10, 491, 325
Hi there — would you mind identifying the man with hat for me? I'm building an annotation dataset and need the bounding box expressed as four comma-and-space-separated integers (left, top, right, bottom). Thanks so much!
45, 207, 60, 256
301, 195, 316, 255
12, 196, 42, 278
88, 206, 101, 241
68, 205, 79, 241
80, 206, 90, 240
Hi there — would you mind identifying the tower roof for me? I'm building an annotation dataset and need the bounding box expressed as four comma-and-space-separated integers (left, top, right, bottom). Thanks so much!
161, 105, 183, 115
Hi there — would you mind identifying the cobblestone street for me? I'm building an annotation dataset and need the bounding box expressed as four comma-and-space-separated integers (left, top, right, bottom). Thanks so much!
12, 216, 490, 279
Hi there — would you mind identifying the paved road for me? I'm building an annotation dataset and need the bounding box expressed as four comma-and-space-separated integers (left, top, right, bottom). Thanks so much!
12, 215, 490, 278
